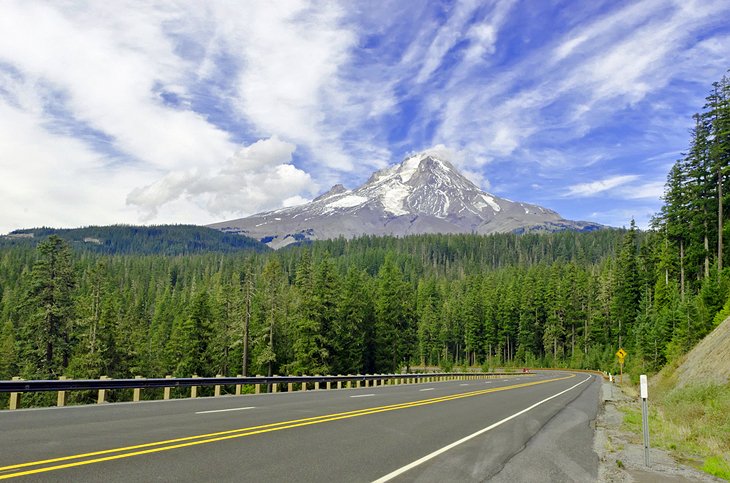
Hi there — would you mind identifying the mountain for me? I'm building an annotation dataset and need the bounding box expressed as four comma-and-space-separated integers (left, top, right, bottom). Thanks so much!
1, 225, 270, 255
209, 152, 602, 249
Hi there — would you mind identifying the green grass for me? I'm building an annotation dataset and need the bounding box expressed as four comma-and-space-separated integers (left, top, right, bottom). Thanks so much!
703, 456, 730, 480
620, 382, 730, 479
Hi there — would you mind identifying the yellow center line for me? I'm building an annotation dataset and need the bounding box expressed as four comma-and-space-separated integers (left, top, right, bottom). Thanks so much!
0, 373, 575, 479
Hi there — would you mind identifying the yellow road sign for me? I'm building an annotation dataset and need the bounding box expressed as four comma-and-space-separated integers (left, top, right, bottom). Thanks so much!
616, 348, 627, 359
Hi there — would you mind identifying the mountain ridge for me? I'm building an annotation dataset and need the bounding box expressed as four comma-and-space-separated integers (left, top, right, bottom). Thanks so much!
209, 152, 602, 248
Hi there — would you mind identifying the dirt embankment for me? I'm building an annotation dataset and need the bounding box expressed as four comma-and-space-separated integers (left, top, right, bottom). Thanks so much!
657, 316, 730, 390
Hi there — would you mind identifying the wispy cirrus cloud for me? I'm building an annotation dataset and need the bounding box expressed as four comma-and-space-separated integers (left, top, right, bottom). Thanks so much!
565, 175, 640, 198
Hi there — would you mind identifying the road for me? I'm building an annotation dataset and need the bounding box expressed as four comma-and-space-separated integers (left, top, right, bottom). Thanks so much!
0, 371, 601, 482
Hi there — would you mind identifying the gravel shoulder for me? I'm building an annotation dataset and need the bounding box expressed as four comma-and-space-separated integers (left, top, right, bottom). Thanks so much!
594, 381, 725, 482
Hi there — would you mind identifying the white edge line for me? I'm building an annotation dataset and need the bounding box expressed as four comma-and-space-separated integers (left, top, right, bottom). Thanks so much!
371, 375, 593, 483
459, 384, 469, 386
419, 388, 435, 392
195, 406, 255, 415
350, 394, 375, 398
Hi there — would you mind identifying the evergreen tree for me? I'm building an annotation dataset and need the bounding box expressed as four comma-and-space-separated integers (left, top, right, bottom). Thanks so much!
374, 257, 415, 372
20, 235, 76, 378
613, 221, 640, 348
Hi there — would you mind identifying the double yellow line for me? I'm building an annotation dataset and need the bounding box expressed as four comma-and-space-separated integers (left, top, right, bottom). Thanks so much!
0, 373, 574, 479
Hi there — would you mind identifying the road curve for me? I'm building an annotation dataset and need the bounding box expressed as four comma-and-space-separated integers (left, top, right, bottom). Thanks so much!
0, 371, 601, 482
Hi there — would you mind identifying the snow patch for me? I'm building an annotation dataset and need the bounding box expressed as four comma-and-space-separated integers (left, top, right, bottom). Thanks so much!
381, 182, 411, 215
327, 195, 368, 208
398, 155, 422, 183
482, 194, 501, 212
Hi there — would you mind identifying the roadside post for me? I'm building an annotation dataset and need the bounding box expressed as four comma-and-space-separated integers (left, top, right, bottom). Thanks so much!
616, 348, 627, 384
640, 374, 650, 467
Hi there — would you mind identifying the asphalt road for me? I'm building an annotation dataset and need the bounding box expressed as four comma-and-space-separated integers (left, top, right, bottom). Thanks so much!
0, 371, 601, 482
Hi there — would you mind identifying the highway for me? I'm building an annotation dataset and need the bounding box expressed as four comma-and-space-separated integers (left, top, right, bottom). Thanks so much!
0, 371, 601, 482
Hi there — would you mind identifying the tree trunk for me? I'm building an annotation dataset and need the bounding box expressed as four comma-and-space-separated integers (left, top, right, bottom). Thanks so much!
680, 240, 685, 301
719, 169, 724, 273
704, 215, 710, 279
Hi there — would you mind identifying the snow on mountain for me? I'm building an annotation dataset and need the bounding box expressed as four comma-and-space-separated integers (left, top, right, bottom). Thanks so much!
208, 152, 602, 248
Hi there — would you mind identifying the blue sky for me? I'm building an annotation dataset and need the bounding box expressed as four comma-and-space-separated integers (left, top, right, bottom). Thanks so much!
1, 0, 729, 233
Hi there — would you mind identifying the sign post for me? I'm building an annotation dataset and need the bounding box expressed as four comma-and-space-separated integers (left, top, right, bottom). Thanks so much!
640, 374, 650, 467
616, 348, 627, 384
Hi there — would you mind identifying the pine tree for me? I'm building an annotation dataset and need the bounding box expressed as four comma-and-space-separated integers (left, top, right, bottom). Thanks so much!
333, 267, 370, 374
613, 221, 641, 348
20, 235, 76, 378
0, 319, 17, 379
374, 256, 415, 372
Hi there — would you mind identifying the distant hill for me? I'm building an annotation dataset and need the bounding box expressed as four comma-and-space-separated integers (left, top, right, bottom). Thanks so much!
1, 225, 270, 255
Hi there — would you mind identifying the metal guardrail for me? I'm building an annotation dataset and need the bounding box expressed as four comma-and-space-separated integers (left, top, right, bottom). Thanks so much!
525, 368, 609, 380
0, 372, 532, 410
0, 372, 522, 393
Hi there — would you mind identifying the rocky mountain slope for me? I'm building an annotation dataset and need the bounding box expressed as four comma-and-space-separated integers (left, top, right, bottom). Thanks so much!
209, 152, 602, 248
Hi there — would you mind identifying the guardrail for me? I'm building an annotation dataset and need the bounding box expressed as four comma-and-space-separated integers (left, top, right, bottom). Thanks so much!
0, 372, 531, 410
526, 368, 609, 380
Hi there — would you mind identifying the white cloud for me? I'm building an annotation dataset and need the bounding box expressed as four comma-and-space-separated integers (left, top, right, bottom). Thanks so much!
413, 1, 481, 83
0, 2, 236, 171
618, 181, 665, 200
127, 137, 316, 220
429, 0, 730, 173
565, 175, 639, 198
0, 101, 145, 233
199, 1, 358, 170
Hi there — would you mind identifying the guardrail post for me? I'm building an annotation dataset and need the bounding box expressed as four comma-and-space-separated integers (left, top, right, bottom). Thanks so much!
97, 376, 110, 404
337, 375, 342, 389
356, 376, 361, 389
164, 375, 172, 399
325, 380, 331, 390
315, 376, 321, 390
9, 377, 22, 410
288, 376, 294, 393
191, 374, 199, 398
302, 377, 308, 392
272, 377, 279, 393
57, 376, 67, 407
255, 375, 261, 394
214, 374, 222, 397
235, 375, 242, 396
133, 376, 143, 402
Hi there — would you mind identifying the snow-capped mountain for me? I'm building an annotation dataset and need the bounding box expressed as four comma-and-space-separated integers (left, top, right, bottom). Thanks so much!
208, 152, 602, 248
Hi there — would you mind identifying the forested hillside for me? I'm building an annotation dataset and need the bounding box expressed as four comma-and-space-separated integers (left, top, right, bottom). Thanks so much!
0, 73, 728, 397
1, 225, 269, 255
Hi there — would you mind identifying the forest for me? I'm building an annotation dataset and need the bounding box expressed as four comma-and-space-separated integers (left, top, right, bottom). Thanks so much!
0, 74, 728, 404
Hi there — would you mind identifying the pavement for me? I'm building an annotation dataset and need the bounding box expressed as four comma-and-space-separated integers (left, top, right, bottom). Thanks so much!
0, 371, 601, 482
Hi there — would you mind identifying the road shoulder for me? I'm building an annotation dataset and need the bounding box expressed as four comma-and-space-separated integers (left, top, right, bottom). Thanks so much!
594, 381, 723, 482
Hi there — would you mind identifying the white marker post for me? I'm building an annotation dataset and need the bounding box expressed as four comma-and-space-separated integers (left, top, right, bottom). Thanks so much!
640, 374, 650, 467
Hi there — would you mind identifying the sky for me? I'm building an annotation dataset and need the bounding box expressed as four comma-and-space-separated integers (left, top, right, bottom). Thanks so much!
1, 0, 729, 234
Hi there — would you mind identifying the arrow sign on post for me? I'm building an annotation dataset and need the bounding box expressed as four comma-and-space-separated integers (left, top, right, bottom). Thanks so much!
616, 348, 627, 384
